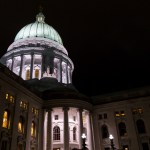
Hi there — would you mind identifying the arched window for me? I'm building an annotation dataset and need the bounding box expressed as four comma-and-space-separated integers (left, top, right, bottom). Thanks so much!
101, 125, 109, 139
31, 121, 36, 137
53, 126, 60, 140
73, 127, 76, 141
2, 110, 10, 129
26, 69, 30, 80
18, 116, 24, 134
136, 119, 146, 134
35, 69, 39, 79
118, 122, 127, 136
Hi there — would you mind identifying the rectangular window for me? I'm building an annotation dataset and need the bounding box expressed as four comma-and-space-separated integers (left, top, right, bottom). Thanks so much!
132, 109, 137, 114
138, 108, 143, 114
6, 94, 8, 100
104, 113, 107, 119
121, 111, 125, 116
20, 101, 28, 110
115, 111, 120, 117
55, 115, 58, 120
123, 145, 129, 150
98, 114, 102, 120
5, 93, 15, 103
32, 107, 39, 117
73, 116, 76, 121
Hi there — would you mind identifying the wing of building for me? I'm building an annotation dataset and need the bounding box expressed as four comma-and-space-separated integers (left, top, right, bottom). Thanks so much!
0, 12, 150, 150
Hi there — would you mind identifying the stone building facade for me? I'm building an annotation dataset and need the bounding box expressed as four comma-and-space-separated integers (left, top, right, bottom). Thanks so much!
0, 12, 150, 150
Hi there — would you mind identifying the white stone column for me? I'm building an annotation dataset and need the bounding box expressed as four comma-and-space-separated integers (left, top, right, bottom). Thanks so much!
60, 59, 62, 83
70, 69, 72, 83
19, 54, 24, 77
87, 111, 94, 150
30, 53, 34, 79
63, 107, 69, 150
78, 108, 83, 149
47, 109, 52, 150
40, 54, 43, 79
11, 56, 14, 71
67, 66, 71, 84
43, 110, 48, 150
59, 59, 62, 83
66, 63, 68, 84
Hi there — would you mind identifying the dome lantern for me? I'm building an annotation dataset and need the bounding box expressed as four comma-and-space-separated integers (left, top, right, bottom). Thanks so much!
36, 12, 45, 23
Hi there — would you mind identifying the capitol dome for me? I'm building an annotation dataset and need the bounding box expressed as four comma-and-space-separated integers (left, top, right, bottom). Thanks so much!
0, 12, 74, 84
14, 12, 63, 45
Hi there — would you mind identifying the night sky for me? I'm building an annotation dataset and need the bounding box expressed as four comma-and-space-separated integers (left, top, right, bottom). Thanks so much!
1, 0, 150, 96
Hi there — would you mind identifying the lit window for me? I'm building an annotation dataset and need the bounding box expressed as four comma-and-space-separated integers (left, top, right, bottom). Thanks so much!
123, 145, 129, 150
138, 108, 143, 114
5, 94, 15, 103
6, 94, 8, 100
18, 116, 24, 134
2, 110, 10, 129
121, 111, 125, 116
35, 69, 39, 79
26, 69, 30, 80
10, 96, 14, 103
115, 112, 120, 117
31, 121, 36, 137
20, 101, 23, 107
55, 115, 58, 120
32, 107, 39, 117
20, 101, 28, 110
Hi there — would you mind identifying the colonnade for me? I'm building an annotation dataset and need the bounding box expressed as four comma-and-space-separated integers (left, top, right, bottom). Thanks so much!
43, 107, 93, 150
6, 53, 72, 84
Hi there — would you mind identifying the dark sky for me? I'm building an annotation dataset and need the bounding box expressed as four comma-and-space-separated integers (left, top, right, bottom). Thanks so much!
1, 0, 150, 96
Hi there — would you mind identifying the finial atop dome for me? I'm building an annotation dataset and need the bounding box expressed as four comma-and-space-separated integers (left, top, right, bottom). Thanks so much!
36, 7, 45, 23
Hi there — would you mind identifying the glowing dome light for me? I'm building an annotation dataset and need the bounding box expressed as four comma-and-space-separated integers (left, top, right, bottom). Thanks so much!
14, 12, 63, 45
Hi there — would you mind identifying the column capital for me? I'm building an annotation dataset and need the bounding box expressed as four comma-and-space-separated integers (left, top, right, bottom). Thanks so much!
45, 108, 53, 112
78, 108, 83, 113
63, 107, 69, 112
31, 52, 34, 55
